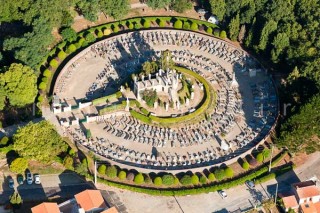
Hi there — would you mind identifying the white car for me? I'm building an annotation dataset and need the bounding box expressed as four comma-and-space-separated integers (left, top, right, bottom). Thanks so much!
218, 190, 227, 199
26, 172, 33, 184
34, 174, 41, 184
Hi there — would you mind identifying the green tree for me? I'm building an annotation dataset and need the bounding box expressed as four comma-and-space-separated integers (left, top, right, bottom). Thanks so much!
61, 27, 77, 41
9, 192, 22, 206
220, 30, 227, 39
258, 20, 277, 51
228, 13, 240, 41
0, 63, 37, 109
271, 33, 290, 63
58, 51, 67, 60
183, 21, 190, 30
200, 175, 207, 184
38, 82, 47, 90
191, 174, 199, 185
154, 176, 162, 185
13, 121, 68, 162
159, 19, 166, 27
208, 173, 215, 181
98, 165, 107, 174
142, 89, 158, 107
10, 158, 28, 174
147, 0, 172, 10
106, 165, 118, 178
190, 22, 198, 31
85, 33, 96, 43
214, 169, 225, 181
206, 27, 213, 34
224, 167, 234, 178
66, 44, 77, 54
101, 0, 130, 20
134, 173, 145, 184
171, 0, 192, 13
0, 136, 9, 146
180, 174, 192, 185
262, 148, 271, 160
143, 19, 151, 28
242, 161, 250, 170
43, 69, 52, 77
63, 155, 74, 170
118, 170, 127, 180
209, 0, 226, 21
174, 20, 183, 29
256, 153, 264, 163
162, 174, 175, 185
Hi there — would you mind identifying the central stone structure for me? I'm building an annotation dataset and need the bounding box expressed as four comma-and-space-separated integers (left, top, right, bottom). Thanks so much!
134, 68, 179, 104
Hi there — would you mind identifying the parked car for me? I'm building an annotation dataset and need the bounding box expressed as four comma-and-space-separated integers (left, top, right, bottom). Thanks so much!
26, 172, 33, 184
245, 180, 255, 189
34, 174, 41, 184
8, 177, 14, 189
207, 15, 219, 24
17, 174, 24, 185
218, 190, 227, 199
196, 8, 207, 15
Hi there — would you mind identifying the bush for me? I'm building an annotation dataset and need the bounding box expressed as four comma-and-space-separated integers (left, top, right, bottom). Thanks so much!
200, 175, 207, 184
85, 33, 96, 43
130, 110, 151, 124
98, 164, 107, 174
43, 69, 51, 77
66, 44, 77, 54
61, 27, 77, 41
37, 96, 44, 103
143, 19, 151, 28
214, 169, 225, 181
10, 157, 28, 174
220, 30, 227, 39
97, 30, 104, 38
38, 82, 47, 90
159, 19, 166, 27
191, 174, 199, 185
113, 25, 120, 33
128, 22, 134, 29
208, 173, 216, 181
180, 174, 192, 185
127, 172, 135, 181
118, 170, 127, 180
154, 177, 162, 186
68, 148, 76, 157
256, 153, 264, 163
106, 165, 118, 178
134, 173, 145, 184
214, 29, 220, 37
162, 174, 175, 186
174, 20, 183, 29
9, 192, 22, 206
0, 136, 9, 146
225, 167, 234, 178
190, 22, 198, 31
63, 155, 74, 170
58, 51, 67, 60
174, 177, 180, 185
134, 23, 141, 30
103, 28, 112, 35
183, 22, 190, 30
242, 161, 250, 170
49, 59, 59, 68
206, 27, 213, 34
262, 148, 271, 159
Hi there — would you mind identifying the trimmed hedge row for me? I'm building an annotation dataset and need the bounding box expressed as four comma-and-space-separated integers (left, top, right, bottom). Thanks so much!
99, 102, 126, 115
130, 109, 152, 124
92, 91, 122, 105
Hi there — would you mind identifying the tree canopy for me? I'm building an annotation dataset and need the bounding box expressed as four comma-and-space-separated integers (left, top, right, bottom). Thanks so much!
0, 63, 38, 109
13, 121, 68, 162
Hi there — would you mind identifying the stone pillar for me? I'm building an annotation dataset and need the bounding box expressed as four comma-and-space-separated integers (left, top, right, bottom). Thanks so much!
191, 92, 195, 100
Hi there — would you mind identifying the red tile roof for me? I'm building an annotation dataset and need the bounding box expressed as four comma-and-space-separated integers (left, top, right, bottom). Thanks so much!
296, 186, 320, 199
101, 206, 119, 213
300, 202, 317, 213
31, 202, 60, 213
75, 189, 107, 211
282, 195, 299, 209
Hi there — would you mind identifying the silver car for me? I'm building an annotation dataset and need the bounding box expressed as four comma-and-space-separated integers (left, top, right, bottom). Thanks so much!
26, 172, 33, 184
218, 190, 227, 199
34, 174, 41, 184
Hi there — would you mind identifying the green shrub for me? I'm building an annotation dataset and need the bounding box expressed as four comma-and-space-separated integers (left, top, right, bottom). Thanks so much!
134, 173, 145, 184
106, 165, 118, 178
214, 169, 225, 181
200, 175, 207, 184
242, 161, 250, 170
68, 148, 76, 157
225, 167, 234, 178
143, 19, 151, 28
113, 25, 120, 33
63, 155, 74, 170
43, 69, 51, 77
0, 136, 9, 146
37, 96, 44, 103
66, 44, 77, 54
174, 20, 183, 29
103, 28, 112, 35
61, 27, 77, 41
220, 30, 227, 39
191, 174, 199, 185
134, 23, 141, 30
10, 157, 28, 174
183, 21, 190, 30
190, 22, 198, 31
256, 153, 264, 163
130, 110, 151, 124
206, 27, 213, 34
38, 82, 47, 90
145, 175, 152, 184
97, 30, 104, 38
49, 59, 59, 68
162, 174, 175, 186
159, 19, 166, 27
58, 51, 67, 60
41, 77, 48, 83
214, 29, 220, 37
128, 22, 134, 29
208, 173, 215, 181
180, 174, 192, 185
118, 170, 127, 180
174, 177, 180, 185
262, 148, 271, 159
85, 33, 96, 43
98, 164, 107, 174
154, 177, 162, 186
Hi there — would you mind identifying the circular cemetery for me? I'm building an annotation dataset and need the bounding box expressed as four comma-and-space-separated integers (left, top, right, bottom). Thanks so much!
53, 29, 278, 172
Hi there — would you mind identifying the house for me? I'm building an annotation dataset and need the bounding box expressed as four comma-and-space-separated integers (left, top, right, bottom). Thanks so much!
32, 190, 119, 213
281, 180, 320, 213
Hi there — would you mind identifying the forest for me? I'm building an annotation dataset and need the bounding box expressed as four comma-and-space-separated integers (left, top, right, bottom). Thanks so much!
0, 0, 319, 153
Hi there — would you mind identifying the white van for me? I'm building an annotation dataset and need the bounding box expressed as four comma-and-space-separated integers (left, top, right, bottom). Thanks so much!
208, 15, 219, 24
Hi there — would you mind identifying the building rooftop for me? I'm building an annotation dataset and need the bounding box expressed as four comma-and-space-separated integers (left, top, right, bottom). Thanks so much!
75, 189, 107, 211
31, 202, 60, 213
300, 202, 318, 213
282, 195, 299, 209
101, 206, 119, 213
296, 185, 320, 199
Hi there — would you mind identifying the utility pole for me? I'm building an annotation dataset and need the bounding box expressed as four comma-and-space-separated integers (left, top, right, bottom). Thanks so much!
269, 145, 274, 172
274, 183, 278, 204
94, 160, 97, 185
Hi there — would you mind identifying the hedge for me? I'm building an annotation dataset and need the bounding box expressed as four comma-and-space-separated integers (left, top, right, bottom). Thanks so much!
49, 59, 59, 68
190, 22, 198, 31
154, 177, 162, 186
106, 165, 118, 178
130, 110, 152, 124
200, 175, 207, 184
162, 174, 175, 186
98, 165, 107, 174
208, 173, 215, 181
214, 169, 226, 181
99, 102, 126, 115
134, 173, 145, 184
191, 174, 199, 185
180, 175, 192, 185
118, 170, 127, 180
38, 82, 47, 90
174, 20, 183, 29
92, 91, 122, 105
256, 153, 264, 163
58, 51, 67, 60
43, 69, 52, 77
66, 44, 77, 54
